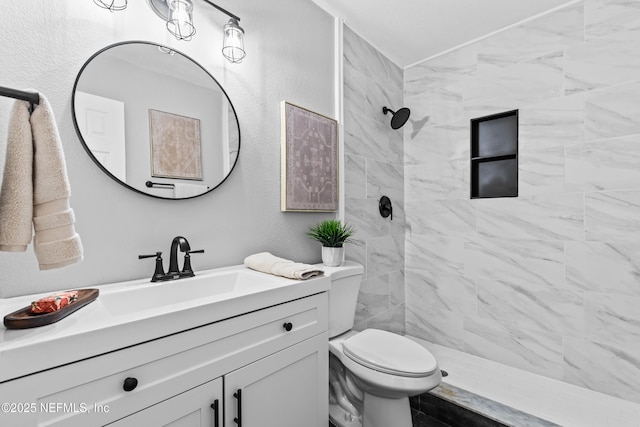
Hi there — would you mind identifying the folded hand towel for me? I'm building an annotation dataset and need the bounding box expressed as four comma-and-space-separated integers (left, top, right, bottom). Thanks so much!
244, 252, 324, 280
0, 93, 83, 270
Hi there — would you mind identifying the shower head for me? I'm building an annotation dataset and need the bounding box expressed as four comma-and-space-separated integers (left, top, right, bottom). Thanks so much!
382, 106, 411, 130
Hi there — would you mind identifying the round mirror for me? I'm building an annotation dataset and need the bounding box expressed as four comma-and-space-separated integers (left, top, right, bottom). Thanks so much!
72, 41, 240, 199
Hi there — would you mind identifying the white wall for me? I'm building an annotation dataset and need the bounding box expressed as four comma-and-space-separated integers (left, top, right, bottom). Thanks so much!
0, 0, 335, 298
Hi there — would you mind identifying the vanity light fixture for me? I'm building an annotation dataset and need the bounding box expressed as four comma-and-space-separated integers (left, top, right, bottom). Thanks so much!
145, 0, 246, 63
166, 0, 196, 41
93, 0, 127, 12
222, 18, 245, 63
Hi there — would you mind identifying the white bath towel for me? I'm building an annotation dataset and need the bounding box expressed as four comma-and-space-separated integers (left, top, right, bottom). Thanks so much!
0, 93, 83, 270
244, 252, 324, 280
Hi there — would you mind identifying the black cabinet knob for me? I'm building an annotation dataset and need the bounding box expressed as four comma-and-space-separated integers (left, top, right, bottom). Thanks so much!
123, 377, 138, 392
283, 322, 293, 332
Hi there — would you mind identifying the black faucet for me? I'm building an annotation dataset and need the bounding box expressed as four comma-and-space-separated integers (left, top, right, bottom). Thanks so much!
139, 236, 204, 282
168, 236, 191, 277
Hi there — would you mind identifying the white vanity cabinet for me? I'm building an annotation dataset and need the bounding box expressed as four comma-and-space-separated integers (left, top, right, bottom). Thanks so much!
0, 292, 328, 427
224, 334, 326, 426
108, 377, 223, 427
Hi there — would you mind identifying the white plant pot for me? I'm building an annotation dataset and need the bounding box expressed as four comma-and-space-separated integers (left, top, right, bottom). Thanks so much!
322, 246, 344, 267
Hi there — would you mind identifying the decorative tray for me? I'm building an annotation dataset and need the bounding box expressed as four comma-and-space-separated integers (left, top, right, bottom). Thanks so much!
3, 289, 100, 329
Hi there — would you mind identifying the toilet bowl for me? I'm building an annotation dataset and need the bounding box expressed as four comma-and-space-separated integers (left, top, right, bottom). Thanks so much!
322, 262, 441, 427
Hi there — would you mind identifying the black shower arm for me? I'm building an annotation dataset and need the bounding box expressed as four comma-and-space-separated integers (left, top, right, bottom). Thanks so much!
382, 106, 395, 115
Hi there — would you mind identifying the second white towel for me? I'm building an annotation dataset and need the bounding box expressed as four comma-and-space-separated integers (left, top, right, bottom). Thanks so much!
244, 252, 323, 280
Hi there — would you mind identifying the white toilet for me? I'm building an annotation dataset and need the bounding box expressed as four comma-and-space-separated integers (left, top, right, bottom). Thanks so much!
322, 261, 441, 427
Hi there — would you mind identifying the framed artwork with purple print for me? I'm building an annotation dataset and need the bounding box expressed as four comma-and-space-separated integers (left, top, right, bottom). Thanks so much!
281, 101, 338, 212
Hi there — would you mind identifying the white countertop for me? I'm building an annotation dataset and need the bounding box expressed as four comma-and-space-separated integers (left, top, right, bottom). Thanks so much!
0, 265, 329, 383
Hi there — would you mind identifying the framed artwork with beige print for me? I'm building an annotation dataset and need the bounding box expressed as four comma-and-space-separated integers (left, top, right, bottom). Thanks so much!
149, 109, 203, 180
281, 101, 338, 212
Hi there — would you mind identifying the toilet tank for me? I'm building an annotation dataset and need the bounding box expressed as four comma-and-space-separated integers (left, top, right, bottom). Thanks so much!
320, 261, 364, 338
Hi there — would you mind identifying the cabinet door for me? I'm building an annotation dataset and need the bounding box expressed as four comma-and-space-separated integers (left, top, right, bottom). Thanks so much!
107, 377, 222, 427
225, 333, 328, 427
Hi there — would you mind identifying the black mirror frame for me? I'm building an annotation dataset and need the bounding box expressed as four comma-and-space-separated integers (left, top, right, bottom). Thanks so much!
71, 40, 241, 200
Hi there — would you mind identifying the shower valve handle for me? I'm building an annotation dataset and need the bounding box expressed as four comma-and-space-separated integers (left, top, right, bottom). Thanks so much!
379, 196, 393, 220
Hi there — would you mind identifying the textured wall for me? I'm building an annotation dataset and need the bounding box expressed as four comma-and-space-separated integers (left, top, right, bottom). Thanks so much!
0, 0, 334, 297
404, 0, 640, 403
342, 26, 405, 334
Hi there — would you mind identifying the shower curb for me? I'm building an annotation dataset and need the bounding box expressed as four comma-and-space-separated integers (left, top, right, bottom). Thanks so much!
411, 382, 561, 427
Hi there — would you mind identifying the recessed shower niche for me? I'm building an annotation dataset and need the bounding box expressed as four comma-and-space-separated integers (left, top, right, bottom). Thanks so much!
470, 110, 518, 198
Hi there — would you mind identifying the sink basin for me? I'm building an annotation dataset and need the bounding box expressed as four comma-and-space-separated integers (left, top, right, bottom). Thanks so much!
0, 264, 330, 384
101, 268, 282, 316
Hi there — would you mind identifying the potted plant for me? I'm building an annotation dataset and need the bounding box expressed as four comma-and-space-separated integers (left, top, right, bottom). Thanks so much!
306, 220, 356, 267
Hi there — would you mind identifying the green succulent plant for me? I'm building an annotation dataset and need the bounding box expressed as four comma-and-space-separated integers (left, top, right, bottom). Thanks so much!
306, 220, 356, 248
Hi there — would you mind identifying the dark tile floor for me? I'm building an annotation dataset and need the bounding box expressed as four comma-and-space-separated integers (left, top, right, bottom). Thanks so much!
330, 407, 472, 427
329, 382, 559, 427
411, 408, 451, 427
329, 409, 484, 427
331, 409, 505, 427
412, 397, 509, 427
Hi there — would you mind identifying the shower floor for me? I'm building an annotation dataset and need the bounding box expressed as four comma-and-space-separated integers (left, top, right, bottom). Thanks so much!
408, 337, 640, 427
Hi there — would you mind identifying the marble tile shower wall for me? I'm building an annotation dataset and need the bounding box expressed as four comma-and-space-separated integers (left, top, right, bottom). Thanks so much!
343, 26, 405, 334
403, 0, 640, 404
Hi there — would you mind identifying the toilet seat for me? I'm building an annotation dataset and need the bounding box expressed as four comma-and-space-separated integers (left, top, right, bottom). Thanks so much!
342, 329, 437, 378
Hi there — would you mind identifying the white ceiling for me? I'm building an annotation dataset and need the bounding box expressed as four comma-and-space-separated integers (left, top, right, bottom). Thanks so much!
311, 0, 576, 68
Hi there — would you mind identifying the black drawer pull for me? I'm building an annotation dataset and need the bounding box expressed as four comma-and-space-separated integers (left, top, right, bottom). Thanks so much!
123, 377, 138, 392
210, 399, 220, 427
234, 389, 242, 426
283, 322, 293, 331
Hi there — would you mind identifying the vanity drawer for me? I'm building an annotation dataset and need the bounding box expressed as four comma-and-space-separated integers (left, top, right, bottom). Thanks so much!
0, 292, 327, 427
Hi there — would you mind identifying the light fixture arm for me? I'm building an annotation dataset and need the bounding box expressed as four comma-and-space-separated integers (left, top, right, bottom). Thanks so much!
201, 0, 240, 22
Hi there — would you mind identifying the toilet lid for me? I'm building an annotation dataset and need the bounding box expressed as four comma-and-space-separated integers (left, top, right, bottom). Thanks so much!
342, 329, 437, 378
